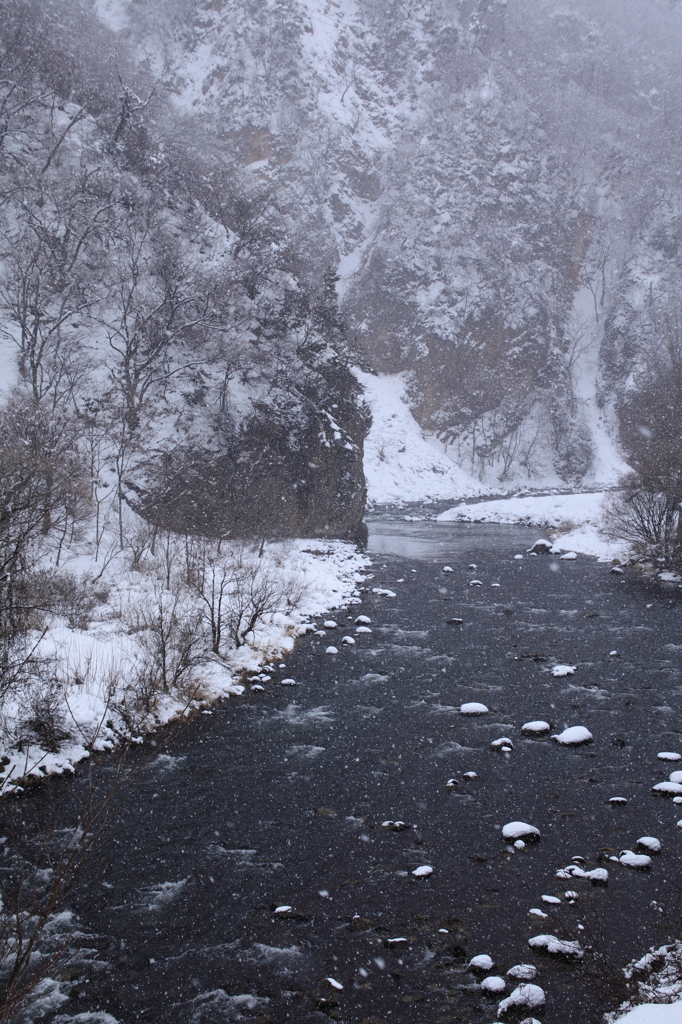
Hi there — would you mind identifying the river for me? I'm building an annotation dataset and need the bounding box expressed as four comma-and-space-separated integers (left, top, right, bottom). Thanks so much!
9, 520, 682, 1024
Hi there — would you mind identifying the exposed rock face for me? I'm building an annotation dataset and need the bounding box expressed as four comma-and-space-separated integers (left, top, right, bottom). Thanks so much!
120, 0, 681, 487
127, 359, 369, 544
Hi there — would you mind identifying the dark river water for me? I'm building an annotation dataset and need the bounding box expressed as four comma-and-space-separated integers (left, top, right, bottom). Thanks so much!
11, 521, 682, 1024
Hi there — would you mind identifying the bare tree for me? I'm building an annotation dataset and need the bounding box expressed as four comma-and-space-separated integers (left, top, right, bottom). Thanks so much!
602, 472, 682, 562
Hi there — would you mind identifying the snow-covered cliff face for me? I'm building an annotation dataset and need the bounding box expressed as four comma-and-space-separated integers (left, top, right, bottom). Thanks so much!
120, 0, 682, 488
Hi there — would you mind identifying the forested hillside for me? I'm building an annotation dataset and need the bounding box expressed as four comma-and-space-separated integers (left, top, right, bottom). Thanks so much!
100, 0, 682, 488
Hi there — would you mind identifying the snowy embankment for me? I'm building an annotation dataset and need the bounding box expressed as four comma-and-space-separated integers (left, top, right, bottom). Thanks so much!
0, 540, 369, 792
437, 491, 629, 561
608, 942, 682, 1023
355, 370, 487, 504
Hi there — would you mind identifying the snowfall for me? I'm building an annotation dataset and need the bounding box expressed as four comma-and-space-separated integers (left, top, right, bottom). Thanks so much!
4, 369, 681, 1024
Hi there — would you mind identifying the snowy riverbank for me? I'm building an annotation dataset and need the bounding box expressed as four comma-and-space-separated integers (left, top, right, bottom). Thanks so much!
0, 539, 369, 792
436, 491, 630, 562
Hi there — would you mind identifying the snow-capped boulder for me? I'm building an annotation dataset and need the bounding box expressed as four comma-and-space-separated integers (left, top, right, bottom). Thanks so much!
469, 954, 494, 971
552, 726, 593, 745
522, 720, 551, 734
619, 850, 652, 870
481, 976, 506, 993
460, 702, 489, 715
502, 821, 540, 841
507, 964, 537, 981
498, 983, 546, 1014
528, 934, 583, 958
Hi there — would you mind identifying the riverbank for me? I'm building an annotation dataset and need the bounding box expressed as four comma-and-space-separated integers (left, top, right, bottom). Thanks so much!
9, 520, 681, 1024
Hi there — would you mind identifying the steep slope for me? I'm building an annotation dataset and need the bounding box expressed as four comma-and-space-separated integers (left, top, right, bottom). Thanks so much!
122, 0, 682, 491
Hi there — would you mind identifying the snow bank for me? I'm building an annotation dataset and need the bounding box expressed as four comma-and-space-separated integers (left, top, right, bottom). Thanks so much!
355, 370, 486, 503
436, 491, 629, 560
613, 1003, 682, 1023
0, 539, 369, 792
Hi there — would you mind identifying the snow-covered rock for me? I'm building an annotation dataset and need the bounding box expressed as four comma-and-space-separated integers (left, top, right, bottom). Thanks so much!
657, 752, 681, 761
498, 983, 546, 1013
552, 664, 577, 677
502, 821, 540, 841
528, 934, 583, 958
481, 976, 506, 993
552, 726, 593, 745
412, 865, 433, 878
507, 964, 537, 981
460, 702, 489, 715
652, 782, 682, 796
325, 646, 339, 655
491, 737, 513, 750
527, 539, 553, 554
522, 720, 551, 734
637, 837, 661, 854
469, 954, 494, 971
619, 850, 652, 870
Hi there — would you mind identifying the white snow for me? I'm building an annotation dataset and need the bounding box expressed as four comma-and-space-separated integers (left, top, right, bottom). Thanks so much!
325, 978, 343, 990
552, 726, 593, 745
325, 646, 339, 655
469, 954, 494, 971
619, 851, 652, 870
657, 752, 682, 761
613, 1001, 682, 1023
528, 934, 583, 958
652, 782, 682, 796
481, 976, 506, 993
560, 551, 578, 560
93, 0, 130, 32
552, 664, 576, 677
670, 772, 682, 784
412, 865, 433, 877
541, 895, 561, 904
637, 838, 661, 854
507, 964, 537, 980
437, 491, 629, 560
502, 821, 540, 841
0, 538, 369, 791
355, 370, 487, 504
460, 702, 489, 715
498, 983, 546, 1013
522, 721, 551, 734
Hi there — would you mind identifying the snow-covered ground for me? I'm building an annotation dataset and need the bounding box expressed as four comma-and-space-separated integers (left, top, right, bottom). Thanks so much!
608, 942, 682, 1023
613, 998, 682, 1023
356, 370, 630, 506
0, 538, 369, 792
355, 370, 488, 503
436, 491, 629, 561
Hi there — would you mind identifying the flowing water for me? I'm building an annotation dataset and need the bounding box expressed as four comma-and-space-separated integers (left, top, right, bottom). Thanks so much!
10, 521, 682, 1024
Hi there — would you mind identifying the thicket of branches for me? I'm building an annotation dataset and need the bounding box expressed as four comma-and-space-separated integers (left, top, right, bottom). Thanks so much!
603, 309, 682, 563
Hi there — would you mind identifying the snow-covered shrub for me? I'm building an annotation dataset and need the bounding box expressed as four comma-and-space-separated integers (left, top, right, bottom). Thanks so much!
602, 472, 682, 563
